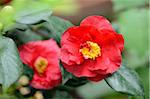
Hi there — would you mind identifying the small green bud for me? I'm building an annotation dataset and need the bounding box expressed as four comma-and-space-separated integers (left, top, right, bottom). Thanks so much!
19, 87, 31, 95
18, 75, 29, 86
34, 91, 44, 99
0, 5, 14, 14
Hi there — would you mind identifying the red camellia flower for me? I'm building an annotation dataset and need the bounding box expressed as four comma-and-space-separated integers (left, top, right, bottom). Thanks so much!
19, 39, 62, 89
60, 16, 124, 81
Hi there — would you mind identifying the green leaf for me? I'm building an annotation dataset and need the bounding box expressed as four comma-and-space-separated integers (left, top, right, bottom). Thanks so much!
45, 16, 74, 42
15, 8, 52, 24
13, 0, 52, 24
0, 36, 23, 89
11, 23, 28, 31
105, 65, 144, 96
53, 90, 73, 99
65, 77, 88, 87
22, 64, 33, 80
16, 29, 43, 43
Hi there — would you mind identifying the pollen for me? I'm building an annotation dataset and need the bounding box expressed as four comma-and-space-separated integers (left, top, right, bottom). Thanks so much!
80, 41, 101, 60
34, 56, 48, 74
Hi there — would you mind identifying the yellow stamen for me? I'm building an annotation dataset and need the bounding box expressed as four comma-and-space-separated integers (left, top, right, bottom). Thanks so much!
80, 41, 101, 60
34, 56, 48, 74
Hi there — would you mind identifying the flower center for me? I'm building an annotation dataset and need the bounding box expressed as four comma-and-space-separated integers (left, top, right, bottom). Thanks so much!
80, 41, 101, 60
34, 56, 48, 74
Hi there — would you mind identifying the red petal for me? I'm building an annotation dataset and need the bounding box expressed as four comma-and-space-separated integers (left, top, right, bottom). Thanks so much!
19, 39, 62, 89
61, 26, 97, 65
102, 42, 122, 73
30, 71, 62, 89
63, 60, 97, 77
61, 26, 95, 44
88, 74, 108, 82
19, 39, 60, 67
19, 44, 37, 68
61, 29, 83, 65
100, 29, 124, 52
80, 15, 114, 31
116, 34, 124, 52
89, 30, 123, 74
88, 56, 109, 72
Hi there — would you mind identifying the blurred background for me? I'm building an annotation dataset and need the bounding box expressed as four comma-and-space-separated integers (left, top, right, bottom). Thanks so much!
0, 0, 149, 99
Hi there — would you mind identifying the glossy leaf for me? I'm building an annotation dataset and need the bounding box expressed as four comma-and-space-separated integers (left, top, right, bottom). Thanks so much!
105, 65, 144, 96
14, 0, 52, 24
45, 16, 74, 42
53, 90, 73, 99
15, 8, 52, 24
0, 36, 23, 88
16, 29, 43, 43
65, 77, 88, 87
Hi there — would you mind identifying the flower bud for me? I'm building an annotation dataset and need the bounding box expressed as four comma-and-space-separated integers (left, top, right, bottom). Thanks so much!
1, 5, 14, 14
34, 91, 44, 99
19, 87, 30, 95
18, 75, 29, 86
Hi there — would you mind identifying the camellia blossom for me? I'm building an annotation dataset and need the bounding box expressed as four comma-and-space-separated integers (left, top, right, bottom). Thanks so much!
19, 39, 62, 89
60, 15, 124, 81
